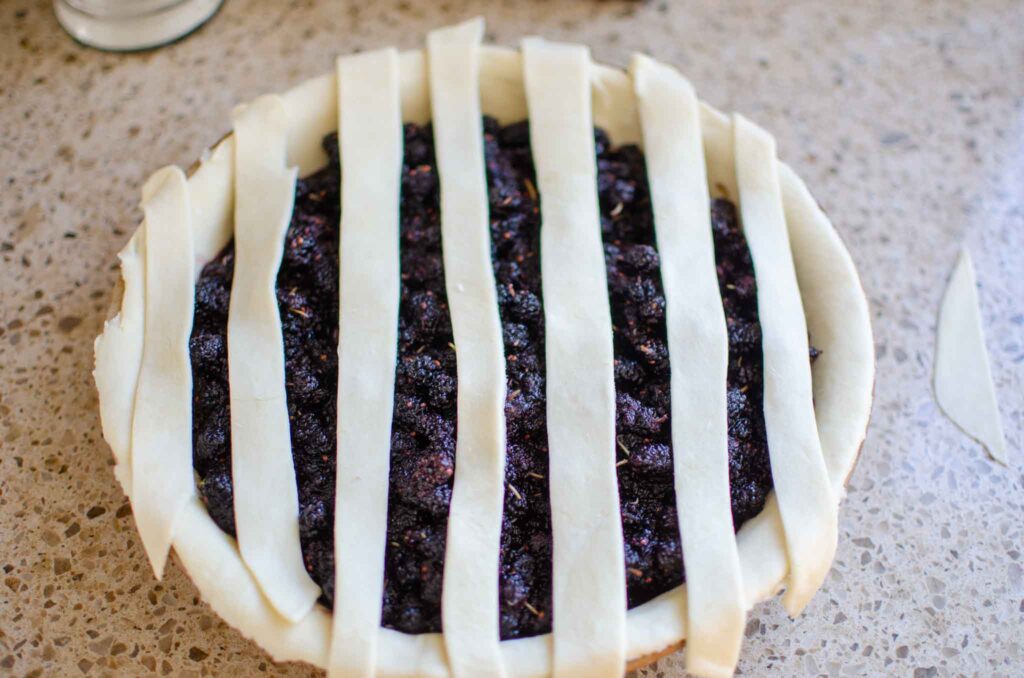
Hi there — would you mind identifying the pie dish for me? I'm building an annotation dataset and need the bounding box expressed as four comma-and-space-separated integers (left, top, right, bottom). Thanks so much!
93, 18, 874, 678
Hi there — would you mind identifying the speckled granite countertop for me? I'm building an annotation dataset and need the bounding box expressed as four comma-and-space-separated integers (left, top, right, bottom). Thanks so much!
1, 1, 1022, 676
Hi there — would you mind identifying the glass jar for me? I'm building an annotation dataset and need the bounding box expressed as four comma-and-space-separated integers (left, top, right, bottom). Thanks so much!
54, 0, 224, 52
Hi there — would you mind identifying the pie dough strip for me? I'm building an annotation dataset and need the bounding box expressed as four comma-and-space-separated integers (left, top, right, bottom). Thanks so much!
522, 37, 626, 678
428, 19, 509, 678
128, 166, 196, 579
934, 247, 1007, 464
327, 49, 404, 678
127, 168, 197, 577
733, 114, 837, 616
228, 96, 321, 623
631, 55, 745, 678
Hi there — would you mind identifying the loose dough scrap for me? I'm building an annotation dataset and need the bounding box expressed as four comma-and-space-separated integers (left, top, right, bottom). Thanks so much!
328, 48, 404, 678
429, 18, 510, 678
631, 54, 745, 678
522, 37, 626, 678
934, 247, 1007, 464
732, 114, 838, 617
228, 96, 321, 623
128, 166, 196, 579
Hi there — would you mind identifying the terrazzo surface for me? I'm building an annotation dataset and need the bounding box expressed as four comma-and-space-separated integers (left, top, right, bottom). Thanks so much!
1, 0, 1022, 676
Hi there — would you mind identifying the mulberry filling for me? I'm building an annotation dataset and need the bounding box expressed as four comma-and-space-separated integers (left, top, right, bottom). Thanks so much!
189, 119, 787, 641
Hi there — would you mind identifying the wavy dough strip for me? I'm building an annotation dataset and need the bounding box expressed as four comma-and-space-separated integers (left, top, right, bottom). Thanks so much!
631, 54, 745, 678
429, 18, 510, 678
228, 95, 321, 623
129, 166, 196, 579
328, 48, 404, 678
522, 37, 626, 678
733, 114, 837, 616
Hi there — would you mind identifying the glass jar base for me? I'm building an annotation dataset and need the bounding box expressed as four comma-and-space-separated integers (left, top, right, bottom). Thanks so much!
55, 0, 224, 52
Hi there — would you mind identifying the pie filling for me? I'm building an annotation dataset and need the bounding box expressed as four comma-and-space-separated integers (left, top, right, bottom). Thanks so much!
188, 119, 794, 640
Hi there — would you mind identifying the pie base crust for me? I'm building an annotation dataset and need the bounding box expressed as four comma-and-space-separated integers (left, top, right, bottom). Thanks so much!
95, 46, 875, 677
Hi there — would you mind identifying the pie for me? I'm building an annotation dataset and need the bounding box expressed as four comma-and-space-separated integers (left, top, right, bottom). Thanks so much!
93, 18, 875, 678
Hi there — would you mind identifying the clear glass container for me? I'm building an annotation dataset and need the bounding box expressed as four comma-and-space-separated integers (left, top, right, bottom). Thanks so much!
54, 0, 223, 52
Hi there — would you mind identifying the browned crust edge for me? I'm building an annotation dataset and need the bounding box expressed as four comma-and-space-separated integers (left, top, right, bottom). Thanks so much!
626, 640, 686, 672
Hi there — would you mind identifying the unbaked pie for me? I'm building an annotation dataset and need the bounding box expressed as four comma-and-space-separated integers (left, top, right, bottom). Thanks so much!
94, 18, 874, 678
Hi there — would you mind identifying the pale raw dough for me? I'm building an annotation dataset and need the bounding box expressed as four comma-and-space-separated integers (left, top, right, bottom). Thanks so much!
631, 54, 744, 678
328, 48, 404, 678
522, 37, 626, 678
228, 95, 321, 623
94, 227, 145, 495
935, 247, 1007, 464
429, 18, 509, 678
733, 114, 837, 617
95, 38, 876, 678
128, 166, 196, 579
188, 139, 235, 267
